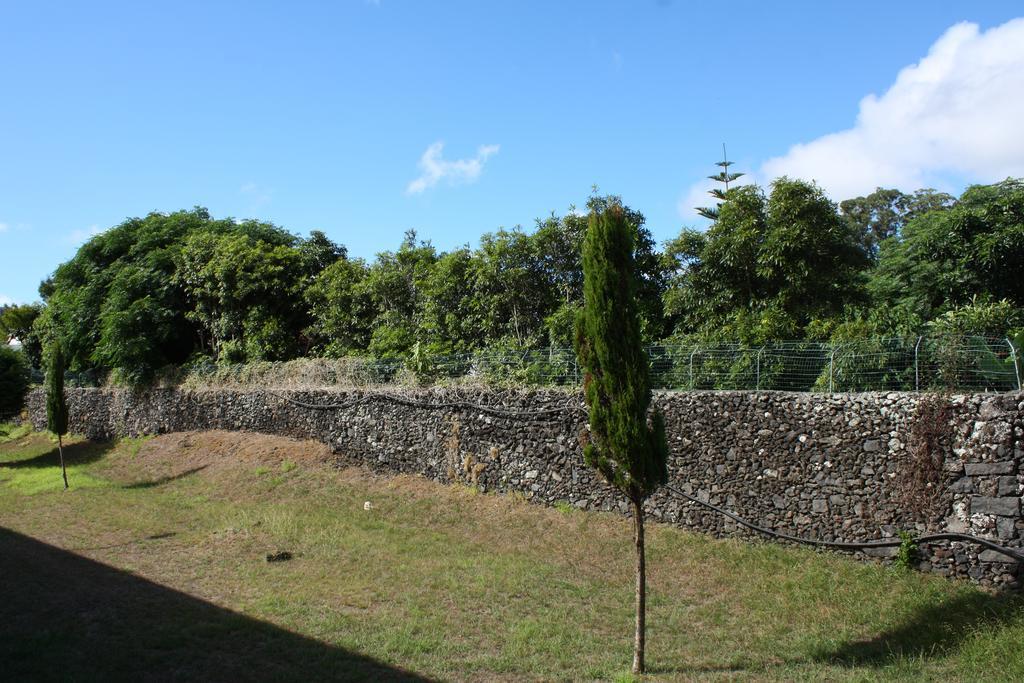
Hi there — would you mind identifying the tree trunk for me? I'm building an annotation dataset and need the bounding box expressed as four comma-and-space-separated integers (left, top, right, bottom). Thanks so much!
632, 498, 646, 675
57, 434, 68, 490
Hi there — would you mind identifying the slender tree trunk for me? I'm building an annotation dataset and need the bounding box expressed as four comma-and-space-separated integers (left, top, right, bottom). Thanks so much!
632, 498, 646, 675
57, 434, 68, 490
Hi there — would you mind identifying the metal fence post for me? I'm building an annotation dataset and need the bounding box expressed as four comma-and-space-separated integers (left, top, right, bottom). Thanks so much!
1008, 337, 1022, 391
689, 347, 698, 390
828, 344, 838, 393
756, 347, 764, 391
914, 336, 923, 392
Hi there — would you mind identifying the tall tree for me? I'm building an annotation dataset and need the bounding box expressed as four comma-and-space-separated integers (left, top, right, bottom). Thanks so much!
46, 342, 70, 490
840, 187, 954, 257
535, 194, 668, 347
667, 178, 868, 342
305, 257, 375, 357
696, 144, 744, 221
472, 227, 552, 349
419, 247, 479, 354
362, 231, 438, 358
38, 208, 337, 381
174, 230, 310, 363
575, 202, 669, 675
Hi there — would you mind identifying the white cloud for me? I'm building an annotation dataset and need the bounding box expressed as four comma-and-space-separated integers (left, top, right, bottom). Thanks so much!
66, 225, 103, 245
679, 18, 1024, 219
0, 222, 8, 233
406, 141, 500, 194
0, 294, 13, 306
762, 19, 1024, 200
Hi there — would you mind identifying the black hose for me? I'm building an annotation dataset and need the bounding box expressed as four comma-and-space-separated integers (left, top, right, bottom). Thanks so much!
664, 483, 1024, 563
264, 388, 586, 420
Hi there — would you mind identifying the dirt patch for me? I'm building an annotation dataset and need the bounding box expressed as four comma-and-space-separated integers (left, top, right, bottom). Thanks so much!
104, 430, 332, 485
143, 430, 332, 467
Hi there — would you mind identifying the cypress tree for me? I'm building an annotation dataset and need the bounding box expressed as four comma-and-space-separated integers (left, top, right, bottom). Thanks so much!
46, 341, 69, 490
575, 202, 669, 675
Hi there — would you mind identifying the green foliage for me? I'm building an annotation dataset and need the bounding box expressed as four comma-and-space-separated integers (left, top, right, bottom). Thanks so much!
532, 195, 666, 344
868, 179, 1024, 320
45, 342, 68, 437
174, 230, 312, 363
895, 531, 919, 571
471, 227, 551, 348
668, 178, 868, 342
927, 299, 1023, 339
575, 203, 668, 502
922, 300, 1023, 390
696, 146, 744, 221
553, 500, 573, 515
0, 303, 44, 368
419, 248, 479, 354
305, 257, 375, 357
22, 177, 1024, 387
0, 346, 31, 420
362, 231, 438, 358
544, 302, 581, 349
38, 207, 343, 382
0, 421, 32, 442
840, 187, 954, 257
38, 208, 225, 380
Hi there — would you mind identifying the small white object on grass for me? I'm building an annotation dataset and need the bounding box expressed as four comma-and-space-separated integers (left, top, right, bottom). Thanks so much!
364, 501, 373, 511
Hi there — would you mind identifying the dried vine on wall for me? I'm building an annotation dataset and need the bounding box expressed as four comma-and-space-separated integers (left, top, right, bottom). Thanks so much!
899, 392, 953, 521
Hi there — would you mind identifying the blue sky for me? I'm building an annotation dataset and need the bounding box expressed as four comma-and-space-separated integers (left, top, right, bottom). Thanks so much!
2, 1, 1023, 304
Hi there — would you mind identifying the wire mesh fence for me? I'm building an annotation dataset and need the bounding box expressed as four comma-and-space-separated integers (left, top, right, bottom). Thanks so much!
166, 335, 1021, 393
647, 337, 1020, 392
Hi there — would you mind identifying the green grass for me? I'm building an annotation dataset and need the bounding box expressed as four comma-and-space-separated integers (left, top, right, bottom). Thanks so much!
0, 421, 32, 443
0, 428, 109, 493
0, 427, 1022, 681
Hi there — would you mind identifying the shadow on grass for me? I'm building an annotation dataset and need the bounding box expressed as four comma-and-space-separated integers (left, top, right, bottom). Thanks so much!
815, 589, 1023, 667
0, 440, 115, 469
124, 465, 209, 489
0, 527, 434, 682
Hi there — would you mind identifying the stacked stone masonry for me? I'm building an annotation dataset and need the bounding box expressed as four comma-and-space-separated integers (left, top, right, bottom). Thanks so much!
27, 388, 1024, 587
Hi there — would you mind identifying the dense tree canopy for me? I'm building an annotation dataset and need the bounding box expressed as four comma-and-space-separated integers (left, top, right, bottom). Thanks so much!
867, 179, 1024, 323
35, 208, 343, 382
18, 178, 1024, 385
665, 178, 869, 343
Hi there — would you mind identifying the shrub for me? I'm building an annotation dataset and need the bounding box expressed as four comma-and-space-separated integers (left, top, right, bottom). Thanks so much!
0, 345, 30, 420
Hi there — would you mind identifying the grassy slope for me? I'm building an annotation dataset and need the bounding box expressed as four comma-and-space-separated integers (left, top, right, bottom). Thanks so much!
0, 425, 1021, 682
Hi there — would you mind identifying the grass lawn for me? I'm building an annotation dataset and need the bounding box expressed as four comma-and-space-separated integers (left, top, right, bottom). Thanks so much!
0, 424, 1021, 682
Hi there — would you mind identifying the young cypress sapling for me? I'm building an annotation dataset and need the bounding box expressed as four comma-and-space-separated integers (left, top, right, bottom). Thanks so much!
46, 341, 70, 490
575, 202, 669, 675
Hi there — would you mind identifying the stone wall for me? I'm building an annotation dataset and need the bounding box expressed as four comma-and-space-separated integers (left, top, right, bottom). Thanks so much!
27, 387, 1024, 587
